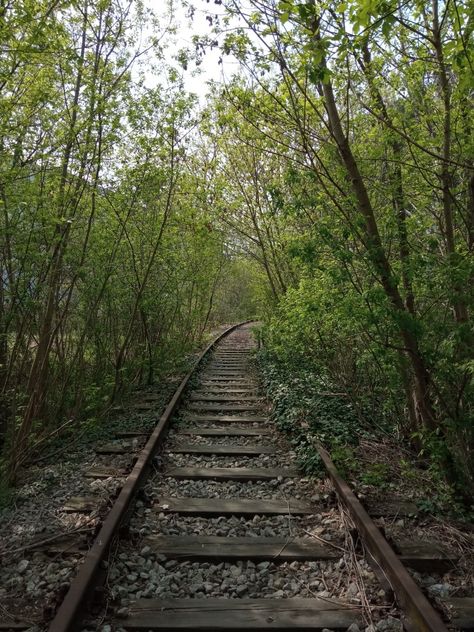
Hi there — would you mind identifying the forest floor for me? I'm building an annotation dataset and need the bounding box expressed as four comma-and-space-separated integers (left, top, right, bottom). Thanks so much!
1, 326, 473, 631
259, 351, 474, 621
0, 325, 233, 628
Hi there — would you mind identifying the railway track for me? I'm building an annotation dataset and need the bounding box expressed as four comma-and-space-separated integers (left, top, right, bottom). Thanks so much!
2, 323, 472, 631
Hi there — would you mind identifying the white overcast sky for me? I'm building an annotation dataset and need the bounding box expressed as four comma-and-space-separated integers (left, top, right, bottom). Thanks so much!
143, 0, 241, 99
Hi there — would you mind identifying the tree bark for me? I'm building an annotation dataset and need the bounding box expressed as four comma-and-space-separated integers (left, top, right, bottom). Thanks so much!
432, 0, 469, 325
309, 15, 436, 432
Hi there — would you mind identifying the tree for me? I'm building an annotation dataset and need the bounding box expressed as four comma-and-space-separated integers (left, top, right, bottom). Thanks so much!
212, 0, 473, 491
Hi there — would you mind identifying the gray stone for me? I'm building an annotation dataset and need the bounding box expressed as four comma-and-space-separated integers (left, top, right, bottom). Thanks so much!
17, 559, 29, 573
165, 560, 178, 569
427, 583, 454, 598
422, 576, 436, 587
376, 618, 403, 631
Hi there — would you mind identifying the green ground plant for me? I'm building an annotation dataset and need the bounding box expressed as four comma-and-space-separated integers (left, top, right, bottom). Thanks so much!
259, 348, 362, 477
1, 0, 473, 509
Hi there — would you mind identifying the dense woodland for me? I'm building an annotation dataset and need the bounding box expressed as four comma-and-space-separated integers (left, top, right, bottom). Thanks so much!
0, 0, 473, 501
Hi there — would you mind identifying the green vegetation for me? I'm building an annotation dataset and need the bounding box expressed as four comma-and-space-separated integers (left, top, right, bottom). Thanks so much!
211, 0, 473, 502
0, 1, 256, 483
259, 348, 473, 517
1, 0, 473, 506
259, 349, 362, 477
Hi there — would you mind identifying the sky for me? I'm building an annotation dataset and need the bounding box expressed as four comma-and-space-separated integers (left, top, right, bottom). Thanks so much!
144, 0, 241, 100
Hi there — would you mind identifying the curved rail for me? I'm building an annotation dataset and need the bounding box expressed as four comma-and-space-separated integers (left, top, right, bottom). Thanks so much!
317, 446, 449, 632
49, 321, 251, 632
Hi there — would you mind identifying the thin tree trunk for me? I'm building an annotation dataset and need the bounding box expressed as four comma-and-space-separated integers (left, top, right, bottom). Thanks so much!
359, 42, 415, 315
111, 133, 177, 400
432, 0, 469, 325
9, 5, 89, 480
309, 14, 436, 433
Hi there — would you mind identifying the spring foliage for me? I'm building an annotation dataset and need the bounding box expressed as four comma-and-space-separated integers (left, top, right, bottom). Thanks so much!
0, 1, 247, 481
204, 0, 473, 494
1, 0, 473, 497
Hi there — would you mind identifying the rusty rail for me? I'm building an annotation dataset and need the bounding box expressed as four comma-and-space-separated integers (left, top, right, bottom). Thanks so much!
317, 446, 449, 632
49, 321, 250, 632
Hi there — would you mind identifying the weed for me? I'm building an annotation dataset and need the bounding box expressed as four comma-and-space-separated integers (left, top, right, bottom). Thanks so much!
359, 462, 390, 487
259, 350, 361, 477
331, 444, 356, 480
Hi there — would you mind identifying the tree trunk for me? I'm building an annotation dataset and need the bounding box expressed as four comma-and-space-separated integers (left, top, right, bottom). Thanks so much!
8, 4, 89, 481
432, 0, 469, 325
310, 16, 436, 433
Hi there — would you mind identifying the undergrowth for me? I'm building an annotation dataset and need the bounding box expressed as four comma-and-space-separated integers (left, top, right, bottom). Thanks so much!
258, 349, 362, 476
0, 354, 198, 510
258, 349, 473, 520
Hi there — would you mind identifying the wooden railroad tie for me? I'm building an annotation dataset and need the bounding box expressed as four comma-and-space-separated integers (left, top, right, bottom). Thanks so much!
62, 496, 100, 513
177, 427, 271, 436
164, 466, 298, 481
122, 598, 361, 630
167, 443, 275, 456
84, 466, 128, 479
187, 403, 262, 412
153, 496, 313, 516
193, 388, 258, 394
199, 381, 257, 387
95, 441, 138, 455
189, 394, 260, 402
142, 535, 338, 562
184, 414, 269, 424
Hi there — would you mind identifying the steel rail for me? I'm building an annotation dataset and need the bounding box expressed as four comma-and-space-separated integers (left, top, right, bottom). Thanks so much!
49, 321, 251, 632
317, 445, 449, 632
